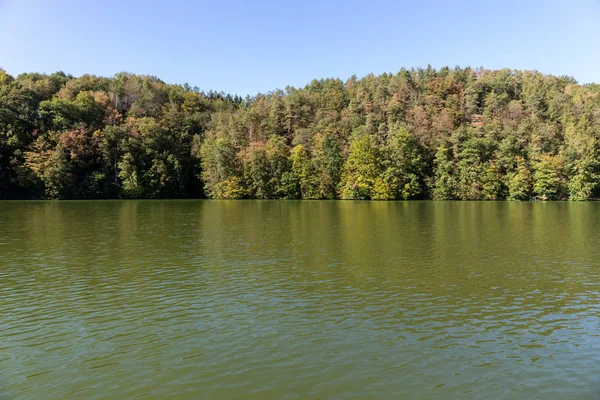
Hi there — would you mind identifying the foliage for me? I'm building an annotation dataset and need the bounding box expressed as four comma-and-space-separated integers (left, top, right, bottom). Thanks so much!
339, 136, 380, 199
0, 67, 599, 200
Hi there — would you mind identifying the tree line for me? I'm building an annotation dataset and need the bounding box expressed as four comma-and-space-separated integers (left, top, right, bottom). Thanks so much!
1, 66, 599, 200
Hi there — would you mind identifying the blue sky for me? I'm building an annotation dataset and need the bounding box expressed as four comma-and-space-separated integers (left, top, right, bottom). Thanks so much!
1, 0, 599, 95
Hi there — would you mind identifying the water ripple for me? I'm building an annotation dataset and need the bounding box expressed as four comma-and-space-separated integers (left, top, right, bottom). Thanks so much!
1, 201, 600, 399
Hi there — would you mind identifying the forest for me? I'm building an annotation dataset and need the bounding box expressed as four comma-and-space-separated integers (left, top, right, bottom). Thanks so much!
1, 66, 599, 200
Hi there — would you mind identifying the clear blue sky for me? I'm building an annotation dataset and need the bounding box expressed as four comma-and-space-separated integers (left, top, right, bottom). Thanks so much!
1, 0, 599, 95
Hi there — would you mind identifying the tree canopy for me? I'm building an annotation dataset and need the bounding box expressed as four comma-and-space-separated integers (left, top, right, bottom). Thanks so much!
1, 67, 599, 200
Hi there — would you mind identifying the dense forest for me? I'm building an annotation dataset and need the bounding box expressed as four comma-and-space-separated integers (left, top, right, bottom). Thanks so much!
1, 66, 599, 200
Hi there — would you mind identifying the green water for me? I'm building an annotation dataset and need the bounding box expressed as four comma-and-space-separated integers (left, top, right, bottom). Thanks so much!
1, 201, 600, 399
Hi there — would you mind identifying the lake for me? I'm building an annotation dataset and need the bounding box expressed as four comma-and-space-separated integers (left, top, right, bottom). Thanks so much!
1, 200, 600, 399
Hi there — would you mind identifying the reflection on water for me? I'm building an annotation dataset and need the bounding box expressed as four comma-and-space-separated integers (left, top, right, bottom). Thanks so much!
1, 201, 600, 399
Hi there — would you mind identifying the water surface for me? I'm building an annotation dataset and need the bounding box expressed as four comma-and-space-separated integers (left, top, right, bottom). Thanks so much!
1, 201, 600, 399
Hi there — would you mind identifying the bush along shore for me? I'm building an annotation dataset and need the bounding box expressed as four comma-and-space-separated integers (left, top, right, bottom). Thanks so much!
1, 67, 599, 200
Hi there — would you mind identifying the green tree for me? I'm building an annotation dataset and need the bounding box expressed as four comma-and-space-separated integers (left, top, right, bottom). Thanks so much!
312, 130, 343, 199
200, 134, 244, 198
564, 120, 600, 200
23, 137, 74, 199
265, 135, 291, 198
242, 141, 270, 198
378, 124, 426, 199
432, 140, 456, 200
532, 154, 566, 200
289, 144, 319, 199
339, 136, 380, 199
507, 156, 533, 200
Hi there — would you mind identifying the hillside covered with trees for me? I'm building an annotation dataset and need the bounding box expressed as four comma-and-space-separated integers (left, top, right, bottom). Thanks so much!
1, 66, 599, 200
